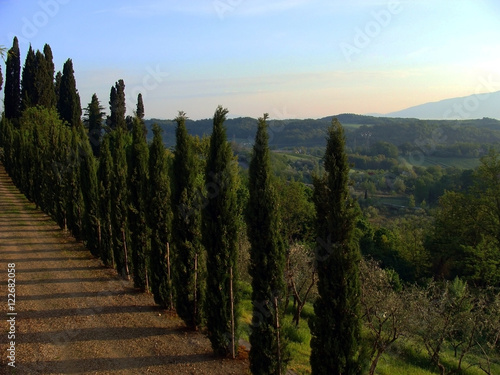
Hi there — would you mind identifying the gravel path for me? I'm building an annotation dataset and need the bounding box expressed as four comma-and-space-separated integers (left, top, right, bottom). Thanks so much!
0, 164, 249, 374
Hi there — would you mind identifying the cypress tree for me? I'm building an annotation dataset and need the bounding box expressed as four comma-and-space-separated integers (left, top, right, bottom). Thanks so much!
0, 45, 4, 91
39, 108, 65, 215
309, 118, 364, 375
65, 127, 85, 237
84, 93, 105, 156
108, 80, 126, 131
98, 135, 114, 266
54, 71, 62, 105
18, 107, 40, 203
128, 117, 150, 290
21, 45, 37, 112
34, 50, 48, 106
108, 86, 117, 128
203, 105, 241, 357
136, 93, 144, 121
11, 128, 23, 186
1, 117, 15, 172
22, 47, 54, 110
45, 118, 66, 227
42, 44, 56, 107
247, 114, 287, 375
57, 59, 82, 127
51, 124, 72, 229
111, 129, 131, 278
172, 111, 205, 328
148, 124, 174, 308
36, 45, 56, 109
78, 125, 100, 257
5, 37, 21, 120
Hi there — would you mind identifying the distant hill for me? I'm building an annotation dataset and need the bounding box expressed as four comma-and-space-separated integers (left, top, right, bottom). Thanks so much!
145, 114, 500, 151
385, 91, 500, 120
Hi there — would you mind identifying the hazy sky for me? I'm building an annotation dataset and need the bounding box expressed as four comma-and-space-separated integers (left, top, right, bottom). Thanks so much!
1, 0, 500, 120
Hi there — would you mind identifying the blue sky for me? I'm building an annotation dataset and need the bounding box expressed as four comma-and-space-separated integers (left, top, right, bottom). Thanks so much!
1, 0, 500, 119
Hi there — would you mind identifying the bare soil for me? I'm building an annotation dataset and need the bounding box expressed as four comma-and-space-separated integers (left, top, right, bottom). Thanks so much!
0, 164, 249, 375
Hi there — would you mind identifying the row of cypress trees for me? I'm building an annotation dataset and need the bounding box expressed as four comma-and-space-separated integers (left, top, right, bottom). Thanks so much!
1, 35, 365, 374
0, 35, 245, 359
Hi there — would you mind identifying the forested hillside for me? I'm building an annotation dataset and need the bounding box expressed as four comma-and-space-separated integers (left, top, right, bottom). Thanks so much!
146, 115, 500, 151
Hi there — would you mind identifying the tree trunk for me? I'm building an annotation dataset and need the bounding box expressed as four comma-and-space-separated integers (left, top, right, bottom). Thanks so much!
166, 242, 173, 310
292, 272, 316, 326
293, 303, 303, 326
109, 223, 115, 268
122, 228, 130, 280
230, 266, 235, 359
369, 350, 383, 375
274, 296, 281, 375
284, 255, 291, 312
97, 220, 102, 252
194, 253, 198, 329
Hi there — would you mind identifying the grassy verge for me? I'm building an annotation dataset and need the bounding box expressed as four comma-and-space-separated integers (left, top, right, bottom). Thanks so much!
239, 290, 500, 375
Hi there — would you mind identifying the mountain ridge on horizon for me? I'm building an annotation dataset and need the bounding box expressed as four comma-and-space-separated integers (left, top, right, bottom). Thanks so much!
147, 91, 500, 123
380, 90, 500, 120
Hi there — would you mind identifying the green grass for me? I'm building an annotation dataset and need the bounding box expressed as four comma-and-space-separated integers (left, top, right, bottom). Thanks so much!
283, 314, 312, 375
376, 350, 436, 375
239, 295, 500, 375
377, 341, 500, 375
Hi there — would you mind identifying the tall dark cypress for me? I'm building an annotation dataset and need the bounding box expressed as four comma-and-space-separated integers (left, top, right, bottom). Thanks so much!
4, 37, 21, 120
20, 45, 37, 112
128, 117, 150, 290
0, 43, 4, 90
84, 93, 105, 157
136, 93, 144, 121
98, 135, 114, 266
148, 124, 173, 308
247, 114, 287, 375
108, 80, 126, 131
78, 125, 100, 257
172, 111, 205, 328
108, 86, 117, 128
57, 59, 82, 127
309, 118, 364, 375
43, 45, 56, 102
22, 47, 54, 110
116, 80, 125, 122
34, 50, 48, 106
37, 45, 56, 108
54, 71, 62, 106
1, 117, 14, 171
203, 106, 241, 357
65, 127, 85, 237
111, 129, 131, 278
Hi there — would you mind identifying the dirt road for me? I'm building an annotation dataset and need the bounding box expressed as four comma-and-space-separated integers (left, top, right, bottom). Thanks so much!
0, 164, 249, 374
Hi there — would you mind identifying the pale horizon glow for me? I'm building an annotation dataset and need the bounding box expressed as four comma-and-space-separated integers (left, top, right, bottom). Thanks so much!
1, 0, 500, 120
